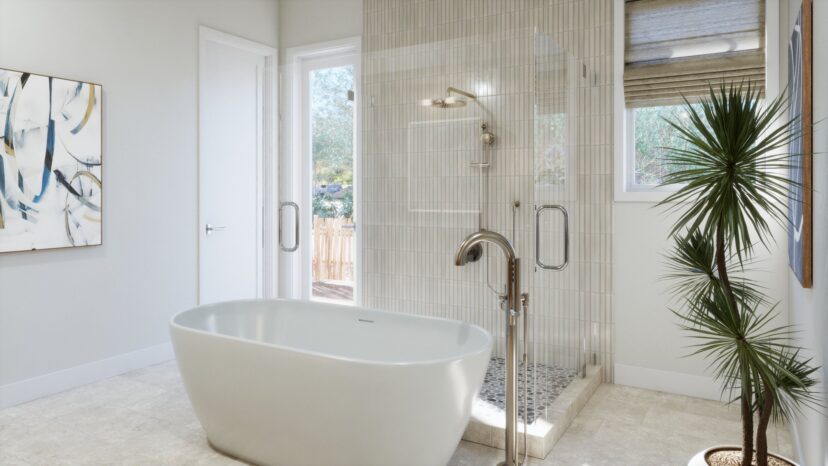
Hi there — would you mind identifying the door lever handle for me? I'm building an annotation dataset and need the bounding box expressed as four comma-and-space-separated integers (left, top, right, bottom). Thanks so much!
205, 224, 227, 235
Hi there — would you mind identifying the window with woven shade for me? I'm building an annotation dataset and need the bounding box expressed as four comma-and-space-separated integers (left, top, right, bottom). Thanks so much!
616, 0, 768, 200
624, 0, 766, 108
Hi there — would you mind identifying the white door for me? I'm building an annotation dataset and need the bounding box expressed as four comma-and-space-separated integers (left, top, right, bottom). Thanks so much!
198, 27, 276, 305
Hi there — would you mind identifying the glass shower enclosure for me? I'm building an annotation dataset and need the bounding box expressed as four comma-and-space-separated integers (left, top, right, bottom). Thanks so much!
356, 0, 613, 459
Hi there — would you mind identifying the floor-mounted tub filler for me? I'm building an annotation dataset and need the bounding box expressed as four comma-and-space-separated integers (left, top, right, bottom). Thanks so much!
170, 299, 493, 466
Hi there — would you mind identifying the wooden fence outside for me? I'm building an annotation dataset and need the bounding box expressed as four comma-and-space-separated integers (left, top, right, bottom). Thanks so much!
312, 216, 354, 282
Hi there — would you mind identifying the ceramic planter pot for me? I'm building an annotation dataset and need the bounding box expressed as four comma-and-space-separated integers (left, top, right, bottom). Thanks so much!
689, 445, 799, 466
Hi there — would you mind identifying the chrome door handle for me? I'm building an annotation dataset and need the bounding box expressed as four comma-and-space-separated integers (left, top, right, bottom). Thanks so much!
205, 224, 227, 235
279, 201, 299, 252
535, 205, 569, 270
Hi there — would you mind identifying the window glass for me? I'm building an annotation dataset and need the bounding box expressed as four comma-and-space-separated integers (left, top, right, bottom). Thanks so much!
631, 104, 700, 187
310, 65, 355, 303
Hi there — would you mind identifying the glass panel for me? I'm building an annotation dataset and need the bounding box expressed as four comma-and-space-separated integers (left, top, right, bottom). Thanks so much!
632, 104, 700, 186
533, 32, 580, 375
310, 65, 355, 303
530, 1, 615, 417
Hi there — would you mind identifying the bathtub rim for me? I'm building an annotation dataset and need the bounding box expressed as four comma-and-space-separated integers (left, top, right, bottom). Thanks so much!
170, 298, 494, 367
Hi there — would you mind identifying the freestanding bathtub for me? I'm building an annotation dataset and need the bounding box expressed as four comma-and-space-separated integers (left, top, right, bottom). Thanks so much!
170, 299, 493, 466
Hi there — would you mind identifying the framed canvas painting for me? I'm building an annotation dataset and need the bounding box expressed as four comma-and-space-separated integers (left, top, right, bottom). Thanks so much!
0, 69, 102, 253
787, 0, 813, 288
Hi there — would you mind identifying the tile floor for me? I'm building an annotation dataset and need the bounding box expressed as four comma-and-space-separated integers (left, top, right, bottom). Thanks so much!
0, 361, 794, 466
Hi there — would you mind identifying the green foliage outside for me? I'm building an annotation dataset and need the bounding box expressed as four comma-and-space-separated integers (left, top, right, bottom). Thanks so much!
313, 189, 353, 219
634, 104, 701, 185
534, 113, 568, 187
310, 66, 354, 219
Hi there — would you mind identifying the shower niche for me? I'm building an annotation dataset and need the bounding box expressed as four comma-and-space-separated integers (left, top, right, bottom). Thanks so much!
360, 0, 613, 459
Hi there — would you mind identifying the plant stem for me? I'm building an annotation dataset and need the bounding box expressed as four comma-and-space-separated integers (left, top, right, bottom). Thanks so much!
740, 373, 755, 466
715, 224, 739, 314
756, 384, 774, 466
715, 222, 754, 466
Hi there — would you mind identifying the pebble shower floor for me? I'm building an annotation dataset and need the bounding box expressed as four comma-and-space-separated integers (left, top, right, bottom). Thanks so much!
477, 357, 578, 424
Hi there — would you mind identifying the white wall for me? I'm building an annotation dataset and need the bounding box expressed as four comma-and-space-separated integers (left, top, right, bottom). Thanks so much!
614, 207, 790, 398
614, 205, 723, 398
278, 0, 362, 52
783, 0, 828, 463
0, 0, 278, 407
613, 0, 791, 400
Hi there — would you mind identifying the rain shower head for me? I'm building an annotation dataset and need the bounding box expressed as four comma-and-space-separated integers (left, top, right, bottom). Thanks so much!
421, 86, 476, 108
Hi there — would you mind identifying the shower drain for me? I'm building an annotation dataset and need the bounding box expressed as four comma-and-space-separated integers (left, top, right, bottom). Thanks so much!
477, 357, 578, 424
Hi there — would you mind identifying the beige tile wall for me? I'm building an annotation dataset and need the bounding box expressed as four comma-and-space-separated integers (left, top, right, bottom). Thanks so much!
360, 0, 614, 382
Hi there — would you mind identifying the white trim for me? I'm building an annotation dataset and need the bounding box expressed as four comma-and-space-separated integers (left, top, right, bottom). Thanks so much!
614, 363, 722, 401
265, 42, 280, 300
613, 0, 631, 202
765, 0, 780, 101
0, 343, 174, 409
614, 1, 675, 203
282, 36, 362, 304
197, 26, 278, 302
199, 26, 276, 56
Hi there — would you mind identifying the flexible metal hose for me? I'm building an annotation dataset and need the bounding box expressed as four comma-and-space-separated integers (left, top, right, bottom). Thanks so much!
521, 293, 529, 465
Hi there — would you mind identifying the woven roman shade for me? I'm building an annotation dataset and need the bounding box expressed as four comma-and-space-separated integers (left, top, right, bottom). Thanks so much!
624, 0, 766, 108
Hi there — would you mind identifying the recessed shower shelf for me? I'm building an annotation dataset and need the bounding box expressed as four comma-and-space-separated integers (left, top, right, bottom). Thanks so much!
463, 361, 602, 459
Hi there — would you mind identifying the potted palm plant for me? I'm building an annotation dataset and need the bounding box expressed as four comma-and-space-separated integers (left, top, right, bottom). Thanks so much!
656, 82, 820, 466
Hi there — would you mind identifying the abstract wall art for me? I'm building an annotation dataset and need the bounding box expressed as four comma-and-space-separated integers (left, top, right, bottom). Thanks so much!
0, 68, 102, 253
787, 0, 813, 288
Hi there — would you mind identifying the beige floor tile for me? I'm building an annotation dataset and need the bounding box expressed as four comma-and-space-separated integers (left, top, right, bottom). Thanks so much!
0, 448, 31, 466
0, 362, 797, 466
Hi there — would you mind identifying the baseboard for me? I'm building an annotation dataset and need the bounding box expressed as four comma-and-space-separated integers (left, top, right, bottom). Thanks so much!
0, 342, 174, 409
614, 363, 721, 401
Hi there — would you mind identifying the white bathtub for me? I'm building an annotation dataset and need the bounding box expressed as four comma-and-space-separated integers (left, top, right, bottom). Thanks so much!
170, 299, 493, 466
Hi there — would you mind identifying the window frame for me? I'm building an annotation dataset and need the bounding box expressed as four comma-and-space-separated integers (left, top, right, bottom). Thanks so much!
614, 0, 673, 202
623, 107, 685, 196
613, 0, 780, 203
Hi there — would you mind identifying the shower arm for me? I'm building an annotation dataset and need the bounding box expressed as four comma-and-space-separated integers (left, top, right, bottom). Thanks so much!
446, 86, 476, 100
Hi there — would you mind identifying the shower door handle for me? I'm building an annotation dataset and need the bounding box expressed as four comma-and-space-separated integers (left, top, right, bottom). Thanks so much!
279, 201, 299, 252
535, 205, 569, 270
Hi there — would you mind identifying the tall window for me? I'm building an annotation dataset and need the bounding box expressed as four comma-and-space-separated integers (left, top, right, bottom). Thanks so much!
618, 0, 766, 197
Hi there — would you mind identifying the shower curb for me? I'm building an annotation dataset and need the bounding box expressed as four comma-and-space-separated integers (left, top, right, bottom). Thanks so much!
463, 364, 602, 459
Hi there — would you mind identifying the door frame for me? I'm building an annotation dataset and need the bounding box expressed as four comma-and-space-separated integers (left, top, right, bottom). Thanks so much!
197, 26, 278, 304
282, 36, 361, 304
